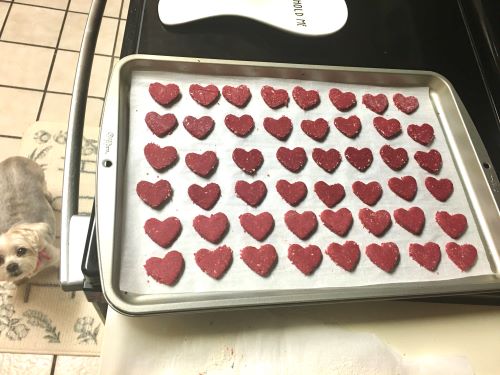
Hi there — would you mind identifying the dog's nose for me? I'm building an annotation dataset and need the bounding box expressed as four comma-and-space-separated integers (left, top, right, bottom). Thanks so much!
6, 263, 19, 274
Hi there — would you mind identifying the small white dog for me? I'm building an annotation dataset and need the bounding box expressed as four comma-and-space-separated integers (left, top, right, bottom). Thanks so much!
0, 157, 59, 283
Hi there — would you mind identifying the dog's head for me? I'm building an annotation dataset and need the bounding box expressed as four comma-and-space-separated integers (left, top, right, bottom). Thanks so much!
0, 222, 52, 282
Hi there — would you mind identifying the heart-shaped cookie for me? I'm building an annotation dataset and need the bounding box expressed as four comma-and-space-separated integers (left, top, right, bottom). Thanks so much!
312, 148, 341, 173
241, 244, 278, 277
276, 180, 307, 206
263, 116, 293, 140
445, 243, 477, 271
183, 115, 215, 139
366, 242, 400, 272
380, 145, 409, 171
136, 179, 172, 208
362, 93, 388, 114
224, 114, 254, 137
222, 84, 251, 107
326, 241, 360, 271
334, 115, 362, 138
239, 212, 274, 241
344, 147, 373, 171
284, 210, 318, 240
409, 242, 441, 271
352, 181, 382, 206
425, 177, 453, 202
300, 118, 329, 141
144, 217, 182, 248
185, 151, 218, 177
407, 123, 434, 145
195, 245, 233, 279
144, 144, 178, 171
435, 211, 467, 239
188, 183, 221, 210
235, 180, 267, 207
144, 250, 184, 286
329, 88, 356, 111
414, 150, 442, 174
232, 148, 263, 175
388, 176, 417, 201
288, 244, 322, 275
394, 207, 425, 234
292, 86, 320, 110
189, 84, 219, 106
314, 181, 345, 208
393, 93, 419, 114
358, 208, 392, 237
148, 82, 180, 106
320, 208, 353, 237
261, 85, 289, 108
145, 112, 177, 137
373, 117, 401, 139
193, 212, 229, 244
276, 147, 307, 172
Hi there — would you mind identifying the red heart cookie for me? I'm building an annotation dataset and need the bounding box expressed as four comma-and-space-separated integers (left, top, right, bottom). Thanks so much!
435, 211, 467, 239
144, 251, 184, 286
366, 242, 400, 272
183, 116, 215, 139
188, 183, 221, 210
292, 86, 320, 110
407, 123, 434, 145
445, 243, 477, 271
344, 147, 373, 171
393, 93, 419, 114
314, 181, 345, 208
352, 181, 382, 206
373, 117, 401, 139
300, 118, 329, 141
362, 93, 388, 114
144, 217, 182, 248
148, 82, 180, 106
263, 116, 293, 140
241, 244, 278, 277
232, 148, 263, 175
185, 151, 218, 177
195, 245, 233, 279
136, 179, 172, 208
189, 84, 219, 106
312, 148, 341, 173
193, 213, 229, 244
326, 241, 360, 271
144, 144, 178, 171
224, 114, 254, 137
394, 207, 425, 234
358, 208, 392, 237
222, 84, 251, 107
276, 180, 307, 206
388, 176, 417, 201
425, 177, 453, 202
414, 150, 442, 174
320, 208, 353, 237
285, 210, 318, 240
276, 147, 307, 172
239, 212, 274, 241
334, 115, 362, 138
329, 88, 356, 111
380, 145, 409, 171
288, 244, 322, 275
235, 180, 267, 207
145, 112, 177, 137
261, 85, 289, 108
409, 242, 441, 271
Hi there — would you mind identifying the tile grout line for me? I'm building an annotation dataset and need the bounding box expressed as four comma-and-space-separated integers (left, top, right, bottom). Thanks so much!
0, 84, 105, 100
50, 355, 57, 375
0, 134, 22, 140
0, 40, 115, 57
105, 0, 126, 91
0, 0, 12, 37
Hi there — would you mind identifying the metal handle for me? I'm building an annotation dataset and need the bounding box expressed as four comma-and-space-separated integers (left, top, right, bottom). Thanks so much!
60, 0, 107, 291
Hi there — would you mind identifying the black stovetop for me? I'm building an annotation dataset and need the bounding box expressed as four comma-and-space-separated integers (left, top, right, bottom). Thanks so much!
83, 0, 500, 302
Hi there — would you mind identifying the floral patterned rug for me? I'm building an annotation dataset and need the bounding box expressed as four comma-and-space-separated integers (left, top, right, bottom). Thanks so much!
0, 122, 101, 355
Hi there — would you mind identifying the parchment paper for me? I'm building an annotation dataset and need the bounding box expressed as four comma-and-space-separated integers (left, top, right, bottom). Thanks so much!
119, 70, 492, 295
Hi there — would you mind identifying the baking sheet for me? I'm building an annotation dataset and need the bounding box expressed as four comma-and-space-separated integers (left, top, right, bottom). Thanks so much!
119, 70, 493, 295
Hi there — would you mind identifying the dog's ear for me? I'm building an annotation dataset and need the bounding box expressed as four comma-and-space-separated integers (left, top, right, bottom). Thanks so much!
7, 222, 52, 250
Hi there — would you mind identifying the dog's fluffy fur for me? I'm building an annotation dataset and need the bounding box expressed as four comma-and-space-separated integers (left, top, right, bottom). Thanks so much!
0, 157, 59, 282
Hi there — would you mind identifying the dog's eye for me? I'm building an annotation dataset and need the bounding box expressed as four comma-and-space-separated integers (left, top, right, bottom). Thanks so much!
0, 256, 4, 266
16, 248, 28, 257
